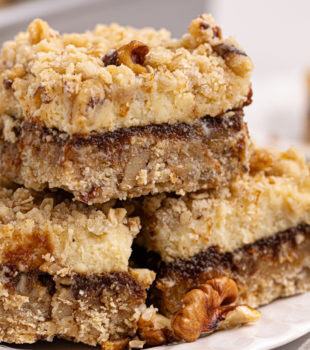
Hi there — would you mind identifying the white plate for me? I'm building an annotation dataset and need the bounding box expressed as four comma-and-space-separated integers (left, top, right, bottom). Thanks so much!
2, 292, 310, 350
156, 292, 310, 350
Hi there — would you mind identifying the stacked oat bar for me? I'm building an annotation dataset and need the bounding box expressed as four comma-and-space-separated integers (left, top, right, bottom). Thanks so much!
0, 14, 309, 349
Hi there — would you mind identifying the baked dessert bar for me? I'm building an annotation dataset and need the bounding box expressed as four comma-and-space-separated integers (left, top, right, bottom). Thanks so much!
0, 185, 260, 348
0, 110, 251, 205
0, 15, 253, 204
0, 185, 156, 348
136, 148, 310, 325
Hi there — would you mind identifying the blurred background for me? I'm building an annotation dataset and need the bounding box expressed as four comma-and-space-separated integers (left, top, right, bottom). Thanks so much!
0, 0, 309, 151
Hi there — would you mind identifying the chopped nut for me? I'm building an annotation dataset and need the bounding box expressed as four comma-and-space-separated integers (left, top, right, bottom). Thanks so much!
218, 305, 261, 330
128, 339, 145, 349
200, 22, 210, 30
213, 43, 247, 58
117, 40, 149, 74
129, 268, 156, 289
31, 85, 52, 108
72, 78, 106, 127
88, 96, 105, 109
131, 44, 149, 65
213, 43, 253, 77
171, 277, 260, 342
101, 338, 129, 350
102, 50, 120, 67
3, 78, 13, 90
138, 307, 174, 346
212, 26, 222, 39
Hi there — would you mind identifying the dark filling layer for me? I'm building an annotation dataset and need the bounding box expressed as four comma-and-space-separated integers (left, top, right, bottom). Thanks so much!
161, 224, 310, 280
1, 266, 145, 301
135, 224, 310, 316
21, 109, 245, 150
133, 224, 310, 280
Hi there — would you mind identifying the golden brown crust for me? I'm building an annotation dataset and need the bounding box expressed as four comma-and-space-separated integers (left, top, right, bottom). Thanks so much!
0, 15, 252, 135
0, 110, 251, 204
0, 183, 163, 348
0, 266, 147, 347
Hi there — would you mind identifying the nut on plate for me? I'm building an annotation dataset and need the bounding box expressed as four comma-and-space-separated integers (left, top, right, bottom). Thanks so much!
138, 306, 174, 346
171, 277, 261, 342
101, 338, 129, 350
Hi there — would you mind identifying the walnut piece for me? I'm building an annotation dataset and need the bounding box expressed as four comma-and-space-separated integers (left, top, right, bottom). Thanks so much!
117, 40, 149, 74
171, 277, 261, 342
3, 78, 13, 90
218, 305, 261, 330
213, 43, 247, 58
213, 42, 252, 77
101, 338, 129, 350
102, 49, 120, 67
138, 307, 174, 346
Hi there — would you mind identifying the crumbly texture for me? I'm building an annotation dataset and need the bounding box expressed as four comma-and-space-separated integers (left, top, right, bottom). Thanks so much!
144, 224, 310, 317
0, 185, 140, 273
0, 266, 150, 347
0, 184, 157, 348
0, 110, 251, 204
0, 15, 253, 135
139, 148, 310, 262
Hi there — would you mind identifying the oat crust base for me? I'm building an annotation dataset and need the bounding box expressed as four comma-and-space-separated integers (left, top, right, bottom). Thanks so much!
0, 110, 250, 203
0, 268, 145, 348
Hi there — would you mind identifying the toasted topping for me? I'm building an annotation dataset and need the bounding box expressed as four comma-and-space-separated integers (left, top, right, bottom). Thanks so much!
0, 14, 252, 134
0, 186, 140, 273
171, 277, 260, 342
28, 19, 52, 45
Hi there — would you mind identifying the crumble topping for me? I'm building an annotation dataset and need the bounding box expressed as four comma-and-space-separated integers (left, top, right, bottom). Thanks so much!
0, 186, 140, 273
0, 14, 252, 135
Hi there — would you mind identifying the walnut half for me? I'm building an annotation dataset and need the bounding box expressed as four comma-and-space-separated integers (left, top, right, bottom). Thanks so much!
171, 277, 261, 342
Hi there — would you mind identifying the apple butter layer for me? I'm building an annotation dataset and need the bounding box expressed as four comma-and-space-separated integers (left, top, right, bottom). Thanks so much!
0, 110, 251, 204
